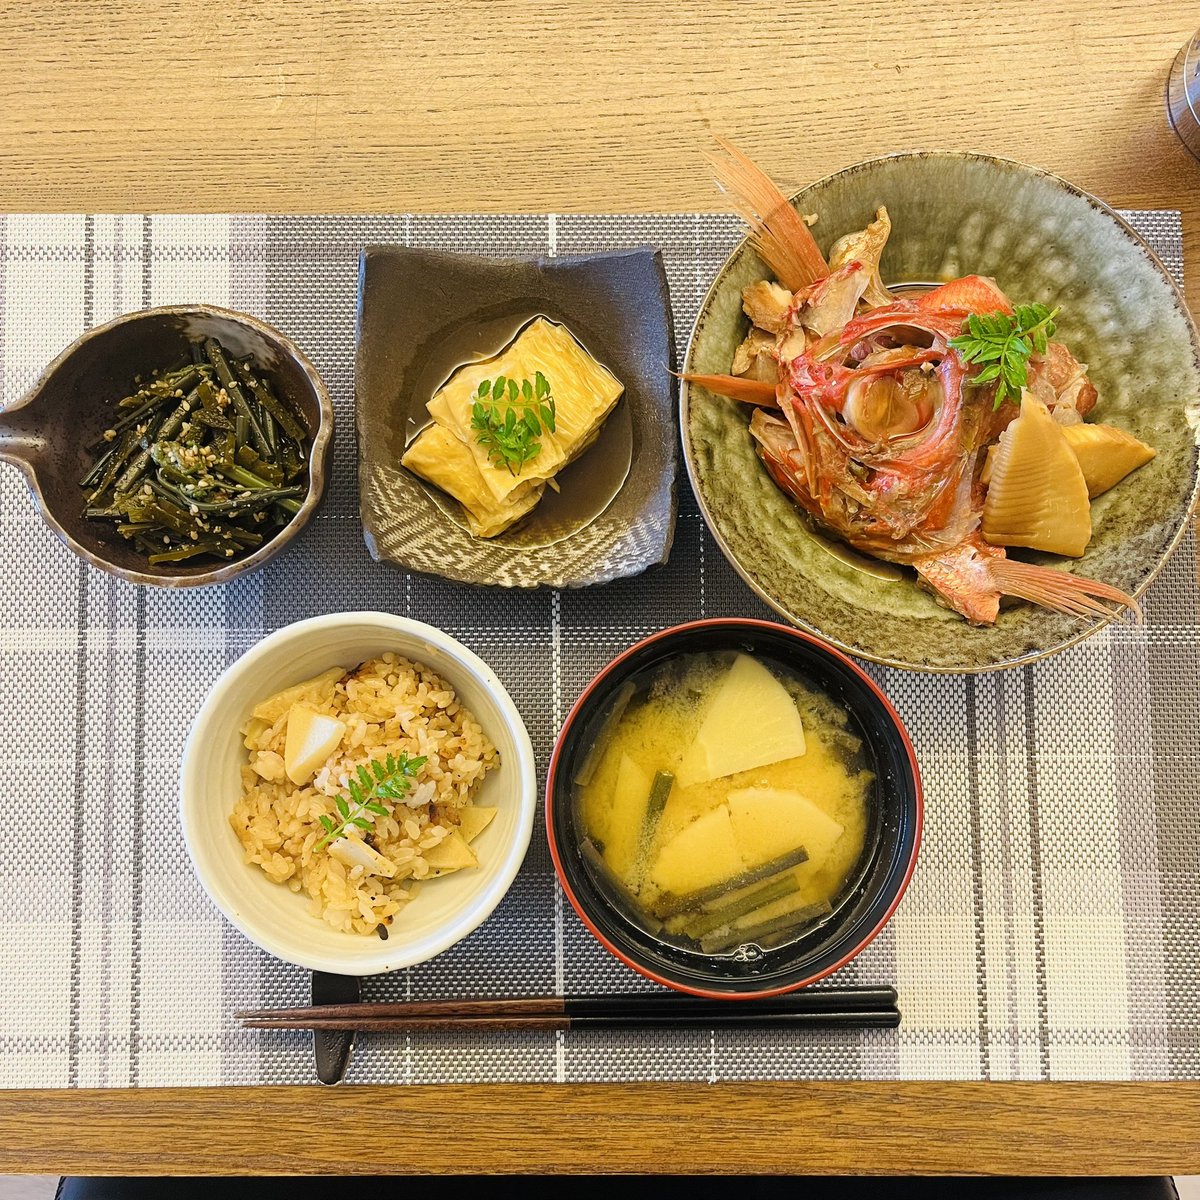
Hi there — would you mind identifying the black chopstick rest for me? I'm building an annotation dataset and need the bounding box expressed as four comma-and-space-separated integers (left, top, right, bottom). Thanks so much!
310, 970, 360, 1085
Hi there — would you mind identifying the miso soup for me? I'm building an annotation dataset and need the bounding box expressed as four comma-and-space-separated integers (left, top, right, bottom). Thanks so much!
572, 650, 874, 956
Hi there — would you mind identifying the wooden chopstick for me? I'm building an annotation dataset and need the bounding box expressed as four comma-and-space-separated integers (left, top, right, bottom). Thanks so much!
241, 1010, 900, 1032
237, 986, 900, 1031
237, 985, 897, 1023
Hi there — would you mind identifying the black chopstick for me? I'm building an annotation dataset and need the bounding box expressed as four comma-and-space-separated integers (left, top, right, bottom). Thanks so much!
237, 985, 900, 1031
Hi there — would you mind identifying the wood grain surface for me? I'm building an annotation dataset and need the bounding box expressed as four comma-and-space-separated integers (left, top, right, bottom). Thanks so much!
1, 0, 1199, 292
1, 1082, 1198, 1176
2, 0, 1200, 1177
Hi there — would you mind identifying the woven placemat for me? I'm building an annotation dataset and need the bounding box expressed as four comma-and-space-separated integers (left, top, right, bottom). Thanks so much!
0, 210, 1195, 1087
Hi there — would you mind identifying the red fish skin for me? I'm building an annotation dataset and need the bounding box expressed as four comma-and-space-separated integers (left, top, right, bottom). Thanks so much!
836, 302, 966, 348
915, 275, 1013, 315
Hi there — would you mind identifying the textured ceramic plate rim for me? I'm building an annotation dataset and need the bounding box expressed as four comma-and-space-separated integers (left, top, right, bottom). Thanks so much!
355, 244, 678, 589
680, 150, 1200, 673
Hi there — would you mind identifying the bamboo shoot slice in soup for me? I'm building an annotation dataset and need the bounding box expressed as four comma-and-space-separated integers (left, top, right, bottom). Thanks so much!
573, 651, 875, 957
676, 653, 806, 787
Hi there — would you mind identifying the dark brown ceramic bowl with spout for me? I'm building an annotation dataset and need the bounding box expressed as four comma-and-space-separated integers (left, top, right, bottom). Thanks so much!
0, 305, 333, 587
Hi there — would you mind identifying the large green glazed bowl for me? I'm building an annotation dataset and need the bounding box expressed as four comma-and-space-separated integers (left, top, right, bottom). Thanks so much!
682, 152, 1200, 672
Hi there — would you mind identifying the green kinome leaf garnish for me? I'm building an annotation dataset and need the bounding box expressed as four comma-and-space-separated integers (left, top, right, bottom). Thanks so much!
469, 370, 557, 475
948, 303, 1059, 410
315, 751, 427, 851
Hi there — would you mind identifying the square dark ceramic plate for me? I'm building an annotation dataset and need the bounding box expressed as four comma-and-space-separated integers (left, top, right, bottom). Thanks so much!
355, 245, 677, 587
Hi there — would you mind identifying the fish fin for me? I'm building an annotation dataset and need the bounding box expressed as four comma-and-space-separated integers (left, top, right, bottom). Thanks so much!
706, 138, 829, 292
987, 558, 1142, 623
680, 371, 778, 407
913, 545, 1002, 625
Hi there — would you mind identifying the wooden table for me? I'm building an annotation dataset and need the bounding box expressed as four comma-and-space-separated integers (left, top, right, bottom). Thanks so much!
2, 0, 1199, 1178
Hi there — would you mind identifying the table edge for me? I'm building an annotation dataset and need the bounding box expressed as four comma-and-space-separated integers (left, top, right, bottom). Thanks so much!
1, 1081, 1197, 1176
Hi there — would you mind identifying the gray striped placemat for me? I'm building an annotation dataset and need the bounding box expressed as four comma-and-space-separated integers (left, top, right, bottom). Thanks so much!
0, 210, 1195, 1087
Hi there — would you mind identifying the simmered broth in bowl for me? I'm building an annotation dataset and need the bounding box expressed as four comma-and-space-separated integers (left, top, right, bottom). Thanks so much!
572, 649, 877, 959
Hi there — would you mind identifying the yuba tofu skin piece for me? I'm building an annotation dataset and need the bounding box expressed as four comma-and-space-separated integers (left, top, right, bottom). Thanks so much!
425, 317, 624, 505
726, 787, 845, 869
602, 753, 653, 880
646, 804, 743, 897
401, 423, 544, 537
676, 654, 807, 787
283, 703, 347, 784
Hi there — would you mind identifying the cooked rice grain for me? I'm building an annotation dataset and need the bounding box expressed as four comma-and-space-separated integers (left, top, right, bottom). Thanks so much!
230, 653, 498, 935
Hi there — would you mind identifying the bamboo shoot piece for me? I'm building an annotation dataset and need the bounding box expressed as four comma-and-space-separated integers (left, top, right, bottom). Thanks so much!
423, 829, 478, 876
982, 393, 1092, 557
676, 654, 806, 787
327, 836, 397, 879
283, 704, 347, 784
251, 667, 345, 723
726, 787, 844, 869
1060, 422, 1156, 498
646, 805, 744, 903
648, 784, 832, 916
599, 754, 653, 879
457, 805, 497, 844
